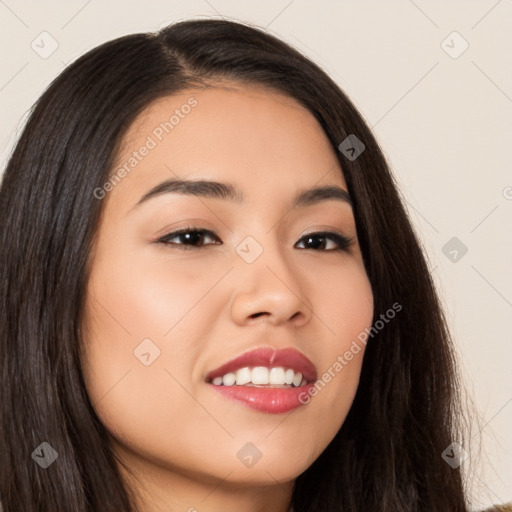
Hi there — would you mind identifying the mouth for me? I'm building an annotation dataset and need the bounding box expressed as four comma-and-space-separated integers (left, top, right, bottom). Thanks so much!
205, 347, 317, 414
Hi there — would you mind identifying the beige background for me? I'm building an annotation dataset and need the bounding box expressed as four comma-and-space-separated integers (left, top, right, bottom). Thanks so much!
1, 0, 511, 509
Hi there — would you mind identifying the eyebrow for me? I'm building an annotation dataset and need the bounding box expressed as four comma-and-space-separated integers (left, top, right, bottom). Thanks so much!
132, 178, 352, 211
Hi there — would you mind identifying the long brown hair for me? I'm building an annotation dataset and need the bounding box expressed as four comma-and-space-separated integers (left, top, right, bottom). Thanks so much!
0, 19, 468, 511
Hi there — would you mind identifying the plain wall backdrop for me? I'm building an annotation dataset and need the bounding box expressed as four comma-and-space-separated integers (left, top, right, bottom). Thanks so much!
1, 0, 511, 509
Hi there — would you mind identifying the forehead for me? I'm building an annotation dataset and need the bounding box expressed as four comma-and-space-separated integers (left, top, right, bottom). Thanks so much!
106, 83, 347, 211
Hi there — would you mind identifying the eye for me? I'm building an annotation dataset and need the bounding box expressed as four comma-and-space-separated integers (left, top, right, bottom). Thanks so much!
295, 231, 354, 252
156, 226, 354, 252
156, 226, 220, 250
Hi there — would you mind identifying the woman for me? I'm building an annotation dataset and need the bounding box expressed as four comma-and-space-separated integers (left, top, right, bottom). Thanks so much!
0, 18, 497, 511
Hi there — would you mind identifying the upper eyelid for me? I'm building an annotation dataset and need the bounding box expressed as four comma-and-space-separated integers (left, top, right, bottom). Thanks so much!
160, 227, 219, 239
158, 226, 349, 238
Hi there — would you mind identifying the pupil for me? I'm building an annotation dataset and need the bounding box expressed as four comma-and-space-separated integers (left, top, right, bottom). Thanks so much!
307, 236, 323, 249
186, 232, 201, 244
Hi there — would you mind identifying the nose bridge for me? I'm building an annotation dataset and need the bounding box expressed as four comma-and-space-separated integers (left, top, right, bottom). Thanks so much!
235, 229, 297, 285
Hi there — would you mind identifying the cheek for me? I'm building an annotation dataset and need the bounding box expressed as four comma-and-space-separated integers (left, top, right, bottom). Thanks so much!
84, 238, 230, 347
80, 242, 235, 451
302, 259, 373, 433
80, 256, 220, 473
312, 256, 374, 345
323, 267, 373, 332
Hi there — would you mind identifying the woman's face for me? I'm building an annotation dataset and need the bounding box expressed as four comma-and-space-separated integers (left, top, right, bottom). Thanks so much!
82, 84, 373, 495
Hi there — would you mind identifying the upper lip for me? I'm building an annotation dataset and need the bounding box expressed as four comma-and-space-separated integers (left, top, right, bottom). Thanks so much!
205, 347, 317, 383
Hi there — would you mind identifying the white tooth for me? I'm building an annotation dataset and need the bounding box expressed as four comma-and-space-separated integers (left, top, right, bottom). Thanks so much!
300, 378, 306, 386
222, 372, 236, 386
284, 368, 295, 385
236, 367, 251, 385
269, 367, 286, 385
212, 376, 223, 386
292, 371, 303, 387
251, 367, 269, 385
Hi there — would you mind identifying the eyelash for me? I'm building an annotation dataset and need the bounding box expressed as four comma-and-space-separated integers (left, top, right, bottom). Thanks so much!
156, 226, 354, 252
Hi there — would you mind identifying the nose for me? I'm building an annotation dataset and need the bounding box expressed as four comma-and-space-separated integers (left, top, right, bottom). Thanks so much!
229, 240, 313, 328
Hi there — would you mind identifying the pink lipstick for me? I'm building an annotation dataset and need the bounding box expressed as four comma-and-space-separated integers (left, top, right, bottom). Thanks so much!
205, 347, 317, 414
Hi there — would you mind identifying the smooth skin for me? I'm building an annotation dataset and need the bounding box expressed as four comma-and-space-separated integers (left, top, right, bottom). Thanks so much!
81, 83, 374, 512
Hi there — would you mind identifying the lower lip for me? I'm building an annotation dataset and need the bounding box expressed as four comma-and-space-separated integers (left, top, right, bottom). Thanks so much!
208, 383, 314, 414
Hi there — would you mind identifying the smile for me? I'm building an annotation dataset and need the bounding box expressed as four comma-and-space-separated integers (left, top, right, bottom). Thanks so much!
205, 347, 317, 414
209, 366, 306, 387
